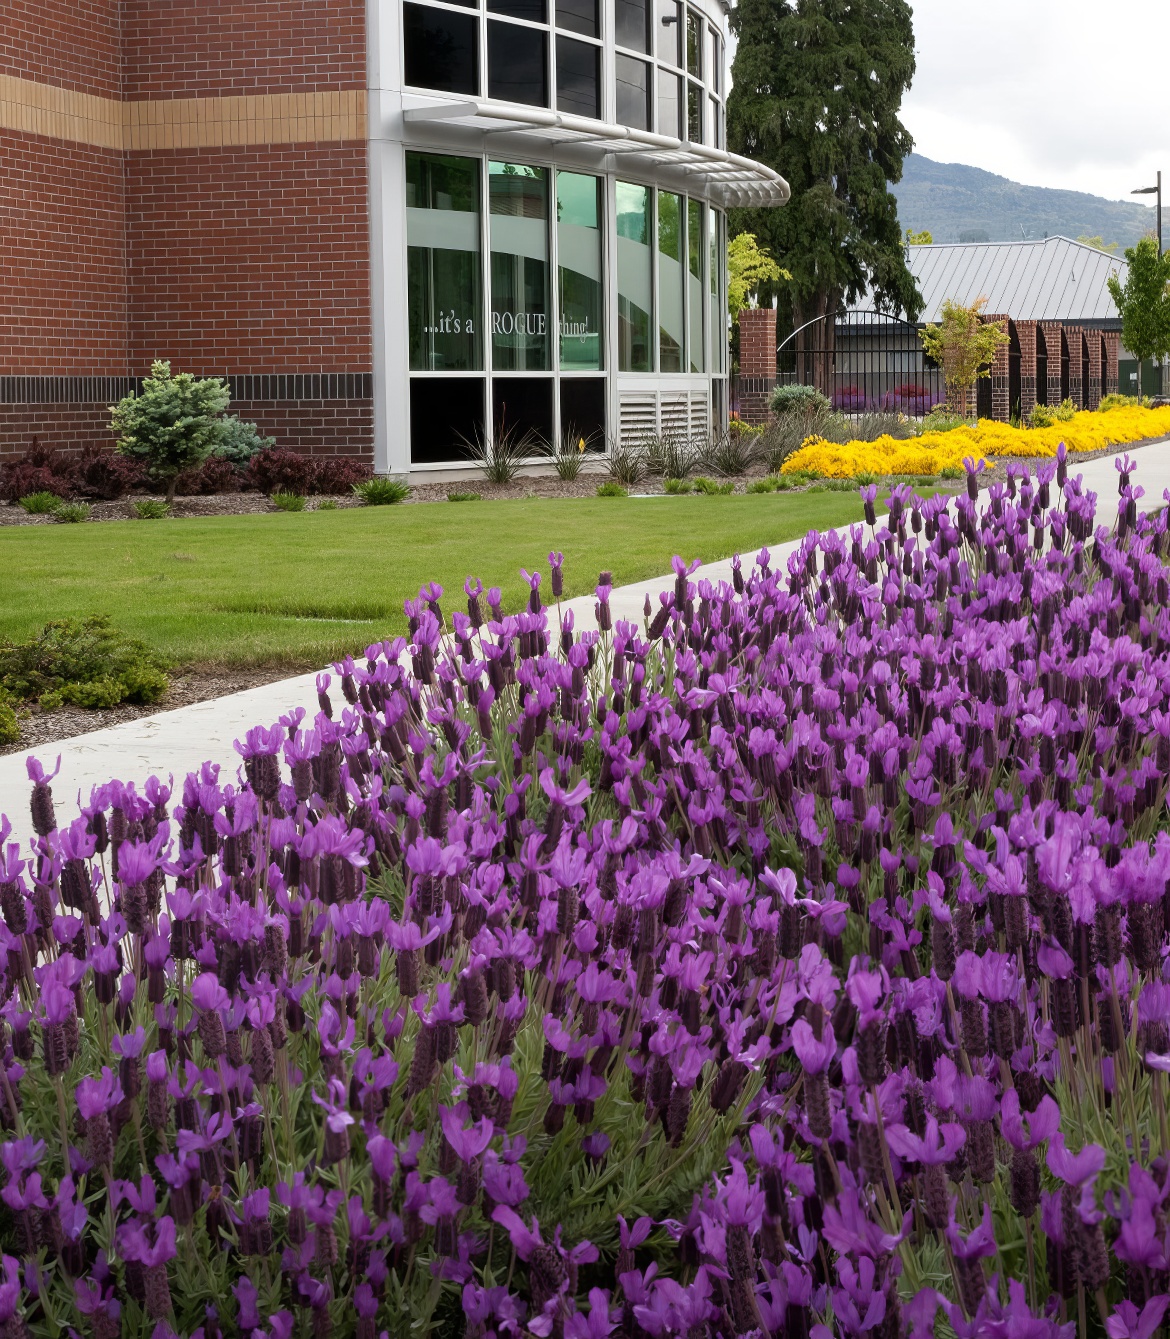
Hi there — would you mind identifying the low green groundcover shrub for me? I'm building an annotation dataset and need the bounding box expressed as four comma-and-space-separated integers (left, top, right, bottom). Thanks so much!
595, 481, 627, 497
271, 492, 307, 512
0, 615, 168, 709
50, 500, 91, 523
353, 477, 411, 506
0, 696, 17, 745
693, 476, 733, 495
18, 491, 61, 514
447, 490, 482, 502
132, 499, 171, 520
662, 478, 693, 494
768, 382, 830, 415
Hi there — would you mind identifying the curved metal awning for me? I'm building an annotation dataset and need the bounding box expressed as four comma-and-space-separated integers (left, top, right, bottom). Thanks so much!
400, 95, 789, 208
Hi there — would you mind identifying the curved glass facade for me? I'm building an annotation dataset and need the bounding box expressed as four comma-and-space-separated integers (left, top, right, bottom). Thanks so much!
373, 0, 756, 471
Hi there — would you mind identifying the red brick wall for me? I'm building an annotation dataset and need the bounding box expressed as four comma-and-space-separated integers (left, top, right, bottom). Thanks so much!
0, 403, 112, 459
230, 397, 374, 460
0, 132, 128, 376
126, 145, 370, 374
120, 1, 366, 98
0, 0, 122, 96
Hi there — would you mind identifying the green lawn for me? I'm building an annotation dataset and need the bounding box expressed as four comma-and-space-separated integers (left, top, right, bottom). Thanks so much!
0, 494, 871, 669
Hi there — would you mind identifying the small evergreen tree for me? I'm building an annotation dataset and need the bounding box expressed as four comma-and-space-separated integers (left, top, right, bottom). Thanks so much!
110, 361, 230, 502
1107, 237, 1170, 401
918, 297, 1009, 418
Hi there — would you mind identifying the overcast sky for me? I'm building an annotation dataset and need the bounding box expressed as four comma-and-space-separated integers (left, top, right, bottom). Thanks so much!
902, 0, 1169, 202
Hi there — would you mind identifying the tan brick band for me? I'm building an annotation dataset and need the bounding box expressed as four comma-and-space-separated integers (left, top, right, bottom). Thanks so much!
0, 76, 366, 149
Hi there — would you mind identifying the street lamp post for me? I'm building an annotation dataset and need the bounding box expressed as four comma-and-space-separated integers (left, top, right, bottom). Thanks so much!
1130, 172, 1163, 399
1131, 170, 1162, 255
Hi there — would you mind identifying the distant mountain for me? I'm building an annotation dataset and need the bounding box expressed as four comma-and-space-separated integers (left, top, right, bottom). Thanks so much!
891, 154, 1158, 251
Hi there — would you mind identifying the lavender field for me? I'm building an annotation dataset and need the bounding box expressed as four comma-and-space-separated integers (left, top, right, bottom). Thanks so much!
0, 448, 1167, 1337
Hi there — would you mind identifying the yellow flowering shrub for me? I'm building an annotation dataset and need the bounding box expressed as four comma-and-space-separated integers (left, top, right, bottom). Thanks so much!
781, 406, 1170, 479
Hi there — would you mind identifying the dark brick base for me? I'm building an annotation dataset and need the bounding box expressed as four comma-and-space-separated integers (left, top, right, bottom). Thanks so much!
0, 374, 374, 463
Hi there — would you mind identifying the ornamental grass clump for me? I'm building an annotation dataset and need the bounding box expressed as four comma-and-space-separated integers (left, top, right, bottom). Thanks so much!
8, 448, 1170, 1334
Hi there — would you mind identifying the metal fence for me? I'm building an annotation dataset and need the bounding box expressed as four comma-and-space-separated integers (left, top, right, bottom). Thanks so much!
775, 308, 945, 415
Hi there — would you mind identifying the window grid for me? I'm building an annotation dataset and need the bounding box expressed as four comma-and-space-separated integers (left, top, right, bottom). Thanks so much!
403, 0, 726, 143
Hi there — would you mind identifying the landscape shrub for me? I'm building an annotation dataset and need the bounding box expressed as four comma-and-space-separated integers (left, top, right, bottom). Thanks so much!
270, 492, 307, 512
920, 406, 971, 434
110, 361, 230, 503
1028, 397, 1077, 428
596, 480, 627, 496
605, 441, 646, 487
174, 454, 243, 496
696, 428, 757, 477
880, 381, 939, 416
745, 477, 777, 493
0, 440, 73, 504
50, 500, 92, 523
2, 456, 1169, 1335
769, 382, 830, 416
851, 410, 917, 442
315, 499, 338, 511
460, 422, 536, 484
551, 426, 590, 480
69, 446, 145, 500
352, 477, 411, 506
0, 615, 168, 707
312, 456, 373, 494
0, 697, 17, 746
783, 403, 1170, 477
17, 490, 62, 514
446, 490, 482, 502
212, 415, 275, 467
246, 447, 317, 496
692, 474, 733, 494
662, 477, 693, 494
1099, 392, 1139, 411
831, 383, 868, 412
727, 414, 764, 439
131, 499, 171, 520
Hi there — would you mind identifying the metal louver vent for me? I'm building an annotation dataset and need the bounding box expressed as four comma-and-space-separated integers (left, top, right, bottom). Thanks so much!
689, 392, 708, 438
619, 393, 657, 446
660, 394, 689, 438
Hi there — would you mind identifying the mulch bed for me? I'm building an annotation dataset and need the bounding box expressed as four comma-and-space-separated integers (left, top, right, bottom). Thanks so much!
0, 666, 296, 758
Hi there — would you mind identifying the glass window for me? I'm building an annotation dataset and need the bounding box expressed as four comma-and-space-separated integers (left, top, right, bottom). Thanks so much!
710, 27, 722, 94
556, 36, 599, 117
556, 0, 597, 36
493, 377, 553, 449
709, 208, 724, 374
658, 190, 684, 373
657, 68, 681, 139
616, 181, 652, 372
686, 79, 702, 142
616, 54, 650, 130
411, 377, 484, 465
407, 152, 483, 372
686, 9, 702, 77
489, 0, 546, 20
688, 199, 703, 372
489, 163, 550, 372
403, 4, 479, 96
488, 21, 548, 104
710, 95, 721, 149
616, 0, 650, 52
560, 379, 606, 450
557, 171, 603, 370
657, 0, 681, 66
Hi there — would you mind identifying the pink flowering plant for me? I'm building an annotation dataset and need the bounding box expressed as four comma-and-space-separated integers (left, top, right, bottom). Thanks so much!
1, 452, 1170, 1336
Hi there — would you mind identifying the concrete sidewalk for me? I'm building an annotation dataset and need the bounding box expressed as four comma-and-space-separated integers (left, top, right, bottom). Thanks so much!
1, 442, 1166, 828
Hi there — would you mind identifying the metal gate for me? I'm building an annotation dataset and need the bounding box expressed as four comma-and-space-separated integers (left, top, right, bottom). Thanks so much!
776, 308, 945, 415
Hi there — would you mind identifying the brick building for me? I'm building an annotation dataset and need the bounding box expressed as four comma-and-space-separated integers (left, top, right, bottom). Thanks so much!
2, 0, 787, 474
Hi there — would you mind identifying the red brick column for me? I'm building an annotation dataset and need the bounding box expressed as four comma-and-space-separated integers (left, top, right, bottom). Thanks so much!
985, 313, 1010, 421
1016, 321, 1038, 419
1040, 322, 1064, 406
1103, 331, 1120, 397
737, 306, 776, 426
1086, 332, 1103, 409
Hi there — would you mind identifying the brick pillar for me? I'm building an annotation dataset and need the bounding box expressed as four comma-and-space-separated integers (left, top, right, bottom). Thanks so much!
1064, 326, 1084, 408
1016, 320, 1037, 419
1040, 322, 1064, 406
1103, 331, 1120, 397
737, 306, 777, 426
1086, 331, 1103, 409
985, 313, 1010, 421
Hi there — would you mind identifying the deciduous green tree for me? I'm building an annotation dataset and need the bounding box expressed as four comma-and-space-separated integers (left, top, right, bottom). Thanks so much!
906, 229, 933, 246
727, 0, 922, 393
110, 361, 230, 503
727, 232, 790, 323
918, 297, 1009, 418
1107, 236, 1170, 400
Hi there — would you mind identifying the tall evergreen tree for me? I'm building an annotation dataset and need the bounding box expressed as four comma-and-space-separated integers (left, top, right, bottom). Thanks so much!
727, 0, 921, 389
